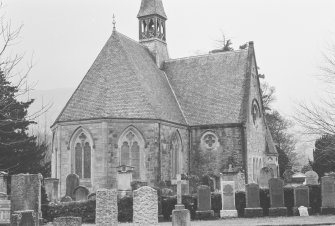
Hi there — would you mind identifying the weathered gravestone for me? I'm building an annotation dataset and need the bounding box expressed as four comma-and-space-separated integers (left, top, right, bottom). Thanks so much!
65, 174, 79, 200
11, 174, 42, 224
11, 210, 36, 226
220, 181, 237, 218
53, 217, 82, 226
172, 174, 190, 226
44, 178, 59, 202
0, 192, 10, 225
305, 171, 319, 185
321, 176, 335, 215
196, 185, 214, 219
96, 189, 118, 226
268, 178, 287, 217
293, 185, 310, 216
259, 167, 274, 189
244, 183, 263, 218
298, 206, 309, 217
133, 186, 158, 226
73, 186, 90, 202
0, 172, 8, 194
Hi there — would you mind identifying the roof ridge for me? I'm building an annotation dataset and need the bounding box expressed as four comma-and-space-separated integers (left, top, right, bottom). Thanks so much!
165, 49, 247, 63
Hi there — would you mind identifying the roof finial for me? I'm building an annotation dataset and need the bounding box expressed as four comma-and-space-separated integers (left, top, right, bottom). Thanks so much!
112, 14, 116, 31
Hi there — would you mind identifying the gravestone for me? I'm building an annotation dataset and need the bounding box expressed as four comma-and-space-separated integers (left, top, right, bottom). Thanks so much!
321, 176, 335, 215
44, 178, 59, 202
11, 174, 42, 224
196, 185, 214, 219
0, 193, 10, 225
220, 181, 237, 218
11, 210, 37, 226
268, 178, 287, 216
293, 185, 310, 215
0, 172, 8, 194
53, 217, 82, 226
298, 206, 309, 217
73, 186, 89, 201
133, 186, 158, 226
244, 183, 263, 218
60, 196, 73, 203
172, 174, 190, 226
259, 167, 274, 189
305, 171, 319, 185
96, 189, 118, 226
65, 174, 80, 200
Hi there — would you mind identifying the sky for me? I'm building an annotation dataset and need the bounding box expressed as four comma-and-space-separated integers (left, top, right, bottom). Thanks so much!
3, 0, 335, 157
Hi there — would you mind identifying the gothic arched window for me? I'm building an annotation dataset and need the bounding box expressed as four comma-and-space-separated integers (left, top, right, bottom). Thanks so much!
118, 127, 145, 181
171, 131, 183, 179
72, 130, 93, 179
252, 99, 261, 124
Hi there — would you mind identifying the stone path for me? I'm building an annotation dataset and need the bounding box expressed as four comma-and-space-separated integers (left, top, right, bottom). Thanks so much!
81, 216, 335, 226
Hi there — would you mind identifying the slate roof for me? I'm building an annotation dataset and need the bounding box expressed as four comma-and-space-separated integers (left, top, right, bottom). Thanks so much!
55, 31, 186, 124
137, 0, 167, 19
163, 51, 249, 126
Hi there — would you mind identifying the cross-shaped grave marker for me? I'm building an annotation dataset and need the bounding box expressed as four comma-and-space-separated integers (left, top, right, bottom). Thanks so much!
175, 174, 185, 210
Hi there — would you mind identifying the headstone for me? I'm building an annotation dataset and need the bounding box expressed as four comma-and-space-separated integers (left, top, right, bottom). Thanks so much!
196, 185, 214, 219
133, 186, 158, 226
172, 174, 190, 226
73, 186, 89, 201
259, 167, 274, 189
60, 196, 73, 203
0, 172, 8, 194
220, 181, 237, 218
305, 171, 319, 185
44, 178, 59, 202
298, 206, 309, 217
96, 189, 118, 226
321, 176, 335, 215
11, 210, 37, 226
268, 178, 287, 216
291, 173, 306, 184
244, 183, 263, 218
11, 174, 42, 224
293, 185, 310, 215
65, 174, 79, 200
0, 194, 10, 225
53, 217, 82, 226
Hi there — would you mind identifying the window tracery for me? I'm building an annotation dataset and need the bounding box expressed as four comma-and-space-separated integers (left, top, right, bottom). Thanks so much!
252, 99, 261, 124
72, 131, 92, 179
200, 131, 219, 150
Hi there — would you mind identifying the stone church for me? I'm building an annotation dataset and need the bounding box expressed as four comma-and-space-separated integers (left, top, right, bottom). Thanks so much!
51, 0, 278, 196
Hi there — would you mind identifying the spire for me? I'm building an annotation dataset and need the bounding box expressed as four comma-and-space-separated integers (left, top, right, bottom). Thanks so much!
137, 0, 167, 19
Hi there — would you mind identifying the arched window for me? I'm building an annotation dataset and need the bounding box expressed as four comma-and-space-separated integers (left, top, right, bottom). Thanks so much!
118, 127, 145, 181
171, 131, 183, 179
71, 129, 93, 179
252, 99, 261, 124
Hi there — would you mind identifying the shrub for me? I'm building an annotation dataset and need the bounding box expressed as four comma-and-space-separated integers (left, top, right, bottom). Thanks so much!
260, 189, 270, 216
211, 192, 221, 215
284, 187, 294, 216
161, 195, 196, 220
235, 191, 246, 217
118, 196, 133, 222
309, 184, 321, 214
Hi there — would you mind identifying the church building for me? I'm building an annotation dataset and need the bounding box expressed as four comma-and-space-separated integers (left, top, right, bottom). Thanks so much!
51, 0, 278, 196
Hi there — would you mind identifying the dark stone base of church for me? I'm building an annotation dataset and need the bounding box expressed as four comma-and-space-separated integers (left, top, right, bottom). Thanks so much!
244, 207, 263, 218
292, 207, 311, 216
195, 210, 215, 220
268, 207, 287, 217
321, 207, 335, 215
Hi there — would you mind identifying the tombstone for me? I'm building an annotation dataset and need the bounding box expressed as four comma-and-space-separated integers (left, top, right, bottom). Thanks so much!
96, 189, 118, 226
244, 183, 263, 218
305, 171, 319, 185
268, 178, 287, 216
220, 181, 238, 218
44, 178, 59, 202
53, 217, 82, 226
291, 173, 306, 184
11, 174, 42, 224
0, 172, 8, 194
73, 186, 89, 202
87, 193, 96, 200
0, 193, 10, 225
117, 166, 133, 191
65, 174, 80, 200
172, 174, 190, 226
60, 196, 73, 203
11, 210, 37, 226
321, 176, 335, 215
259, 167, 274, 189
196, 185, 214, 219
293, 185, 310, 215
298, 206, 309, 217
133, 186, 158, 226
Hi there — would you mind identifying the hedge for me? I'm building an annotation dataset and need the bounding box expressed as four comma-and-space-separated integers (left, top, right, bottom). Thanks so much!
42, 184, 322, 223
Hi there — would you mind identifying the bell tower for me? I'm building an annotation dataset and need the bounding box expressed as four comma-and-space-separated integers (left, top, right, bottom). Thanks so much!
137, 0, 169, 68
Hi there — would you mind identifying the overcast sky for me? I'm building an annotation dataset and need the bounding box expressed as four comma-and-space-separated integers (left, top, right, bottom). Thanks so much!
3, 0, 335, 146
